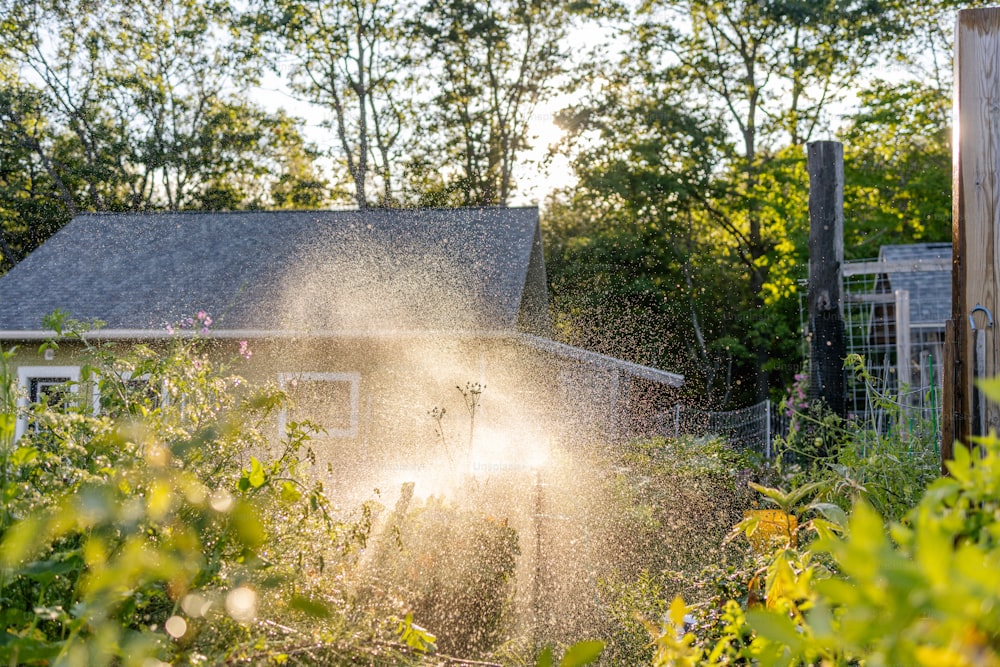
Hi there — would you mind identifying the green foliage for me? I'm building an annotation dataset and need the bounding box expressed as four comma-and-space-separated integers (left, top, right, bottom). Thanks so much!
406, 0, 579, 206
364, 488, 521, 657
0, 0, 327, 248
773, 355, 940, 522
535, 639, 605, 667
842, 78, 952, 256
395, 613, 437, 653
243, 0, 406, 208
732, 432, 1000, 665
590, 435, 762, 664
644, 380, 1000, 666
0, 329, 415, 665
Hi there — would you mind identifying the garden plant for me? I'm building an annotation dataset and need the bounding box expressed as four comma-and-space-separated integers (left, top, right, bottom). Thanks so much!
642, 378, 1000, 665
4, 318, 992, 666
0, 320, 606, 666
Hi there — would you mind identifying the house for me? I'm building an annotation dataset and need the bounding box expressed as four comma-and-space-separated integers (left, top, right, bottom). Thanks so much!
0, 207, 682, 496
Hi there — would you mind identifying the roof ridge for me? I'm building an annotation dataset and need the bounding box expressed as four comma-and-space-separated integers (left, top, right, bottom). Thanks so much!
72, 205, 540, 218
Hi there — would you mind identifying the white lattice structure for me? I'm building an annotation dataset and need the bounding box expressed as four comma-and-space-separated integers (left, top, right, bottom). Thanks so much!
841, 244, 950, 430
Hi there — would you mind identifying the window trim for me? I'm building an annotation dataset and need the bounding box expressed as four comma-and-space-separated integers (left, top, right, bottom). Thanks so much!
16, 365, 81, 440
277, 371, 360, 438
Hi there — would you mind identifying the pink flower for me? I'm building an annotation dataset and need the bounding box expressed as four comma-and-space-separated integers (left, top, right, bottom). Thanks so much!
238, 340, 252, 360
197, 311, 207, 322
166, 324, 174, 335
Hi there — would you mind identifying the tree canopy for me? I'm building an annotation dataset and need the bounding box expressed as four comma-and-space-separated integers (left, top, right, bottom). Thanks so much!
0, 0, 969, 403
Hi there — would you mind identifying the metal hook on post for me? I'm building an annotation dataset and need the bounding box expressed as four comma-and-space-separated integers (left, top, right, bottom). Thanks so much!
969, 304, 994, 331
970, 304, 994, 437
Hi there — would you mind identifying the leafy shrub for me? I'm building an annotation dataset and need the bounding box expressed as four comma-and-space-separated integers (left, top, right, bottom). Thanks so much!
588, 435, 762, 664
774, 354, 939, 522
648, 377, 1000, 666
362, 483, 520, 657
0, 333, 407, 666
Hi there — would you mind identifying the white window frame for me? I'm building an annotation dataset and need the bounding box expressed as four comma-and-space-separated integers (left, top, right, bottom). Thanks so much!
16, 365, 81, 441
278, 372, 360, 438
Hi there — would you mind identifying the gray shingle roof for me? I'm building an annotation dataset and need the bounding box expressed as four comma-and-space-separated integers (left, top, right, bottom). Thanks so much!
0, 207, 549, 334
877, 243, 951, 325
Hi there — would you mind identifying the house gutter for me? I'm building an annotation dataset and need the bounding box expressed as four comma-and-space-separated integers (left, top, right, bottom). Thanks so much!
0, 328, 525, 341
515, 333, 685, 387
0, 329, 684, 387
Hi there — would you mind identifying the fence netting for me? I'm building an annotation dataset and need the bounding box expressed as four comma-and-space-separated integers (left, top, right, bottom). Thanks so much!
656, 400, 791, 459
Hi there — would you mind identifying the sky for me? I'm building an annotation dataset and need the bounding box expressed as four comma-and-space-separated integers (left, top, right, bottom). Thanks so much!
250, 73, 576, 208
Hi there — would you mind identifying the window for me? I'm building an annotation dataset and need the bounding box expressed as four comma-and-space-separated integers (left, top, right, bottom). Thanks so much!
92, 371, 162, 417
16, 366, 81, 440
278, 372, 360, 438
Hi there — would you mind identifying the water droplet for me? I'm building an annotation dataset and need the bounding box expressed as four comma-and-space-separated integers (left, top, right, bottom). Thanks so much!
226, 586, 257, 622
165, 615, 187, 638
210, 488, 233, 512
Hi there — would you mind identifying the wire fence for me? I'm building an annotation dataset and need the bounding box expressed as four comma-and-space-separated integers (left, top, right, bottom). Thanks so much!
840, 251, 948, 430
655, 400, 791, 460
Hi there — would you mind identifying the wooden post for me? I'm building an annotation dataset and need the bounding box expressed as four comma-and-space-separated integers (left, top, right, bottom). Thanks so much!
943, 319, 958, 473
807, 141, 847, 418
948, 8, 1000, 468
895, 290, 912, 388
895, 289, 912, 427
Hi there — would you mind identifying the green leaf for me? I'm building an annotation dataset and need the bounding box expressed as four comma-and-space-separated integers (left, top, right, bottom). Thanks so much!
746, 609, 805, 652
809, 502, 848, 528
231, 501, 265, 548
535, 646, 554, 667
0, 414, 14, 442
783, 481, 826, 509
811, 518, 843, 542
289, 595, 332, 618
280, 481, 302, 503
559, 640, 604, 666
248, 457, 266, 488
748, 482, 790, 508
0, 632, 65, 663
21, 551, 83, 584
395, 613, 436, 653
10, 446, 38, 467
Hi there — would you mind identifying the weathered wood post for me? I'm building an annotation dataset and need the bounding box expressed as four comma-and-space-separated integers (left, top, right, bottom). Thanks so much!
946, 7, 1000, 471
895, 289, 912, 428
807, 141, 847, 419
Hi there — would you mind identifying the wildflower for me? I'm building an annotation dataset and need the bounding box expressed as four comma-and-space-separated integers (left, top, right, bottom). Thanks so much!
197, 311, 207, 322
166, 324, 174, 335
238, 340, 251, 360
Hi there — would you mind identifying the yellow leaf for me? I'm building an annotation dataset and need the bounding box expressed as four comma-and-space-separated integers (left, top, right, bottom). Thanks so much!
148, 479, 174, 521
977, 377, 1000, 405
669, 596, 687, 628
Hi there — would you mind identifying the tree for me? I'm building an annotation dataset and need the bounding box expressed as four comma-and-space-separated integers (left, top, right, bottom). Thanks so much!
0, 0, 327, 268
546, 52, 744, 403
586, 0, 901, 401
0, 69, 72, 266
244, 0, 409, 208
841, 79, 952, 257
407, 0, 574, 207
